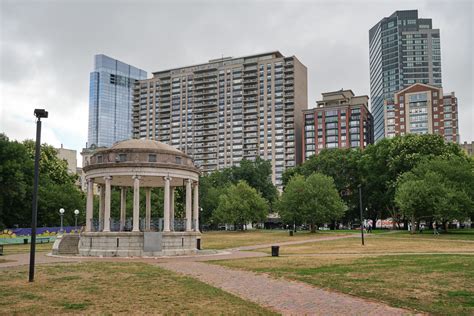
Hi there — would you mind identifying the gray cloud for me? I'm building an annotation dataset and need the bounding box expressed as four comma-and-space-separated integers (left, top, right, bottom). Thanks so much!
1, 0, 473, 162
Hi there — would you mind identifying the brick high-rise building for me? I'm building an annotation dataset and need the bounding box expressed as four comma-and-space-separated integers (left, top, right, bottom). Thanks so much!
132, 52, 307, 187
384, 83, 459, 143
302, 89, 373, 160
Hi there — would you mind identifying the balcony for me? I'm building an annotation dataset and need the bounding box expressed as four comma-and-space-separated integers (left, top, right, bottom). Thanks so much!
243, 72, 258, 79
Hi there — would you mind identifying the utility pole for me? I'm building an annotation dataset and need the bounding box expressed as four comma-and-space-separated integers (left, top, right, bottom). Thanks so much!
358, 184, 365, 246
29, 108, 48, 282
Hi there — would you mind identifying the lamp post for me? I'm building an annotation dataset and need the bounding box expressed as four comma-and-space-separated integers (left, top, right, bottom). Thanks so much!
59, 208, 65, 233
74, 209, 79, 232
358, 184, 365, 246
29, 108, 48, 283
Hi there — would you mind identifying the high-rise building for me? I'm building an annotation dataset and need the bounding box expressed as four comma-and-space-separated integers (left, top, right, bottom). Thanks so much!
132, 51, 307, 187
384, 83, 459, 143
461, 141, 474, 157
302, 89, 373, 160
88, 54, 147, 148
55, 144, 77, 174
369, 10, 442, 141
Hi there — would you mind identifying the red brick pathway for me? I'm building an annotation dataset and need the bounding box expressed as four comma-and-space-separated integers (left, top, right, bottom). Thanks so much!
157, 260, 412, 315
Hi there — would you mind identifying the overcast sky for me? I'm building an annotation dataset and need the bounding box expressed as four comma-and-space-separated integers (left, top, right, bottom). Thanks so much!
1, 0, 473, 164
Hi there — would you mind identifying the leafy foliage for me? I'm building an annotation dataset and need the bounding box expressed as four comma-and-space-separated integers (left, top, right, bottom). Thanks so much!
199, 158, 276, 226
0, 134, 84, 228
213, 181, 268, 229
279, 173, 346, 231
395, 157, 474, 228
361, 134, 468, 224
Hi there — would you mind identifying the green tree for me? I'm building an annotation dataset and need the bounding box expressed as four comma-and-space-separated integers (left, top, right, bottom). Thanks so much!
277, 174, 306, 230
395, 157, 474, 232
213, 180, 268, 230
361, 134, 467, 228
0, 134, 84, 228
199, 158, 277, 226
285, 148, 362, 224
0, 134, 33, 228
279, 173, 346, 232
231, 158, 278, 204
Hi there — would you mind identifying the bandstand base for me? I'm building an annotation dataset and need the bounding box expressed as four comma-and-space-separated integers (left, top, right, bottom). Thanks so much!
78, 231, 201, 257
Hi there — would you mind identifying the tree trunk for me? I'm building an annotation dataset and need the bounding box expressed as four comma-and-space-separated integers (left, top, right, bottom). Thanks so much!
410, 215, 416, 234
310, 223, 316, 233
444, 221, 449, 232
372, 216, 377, 230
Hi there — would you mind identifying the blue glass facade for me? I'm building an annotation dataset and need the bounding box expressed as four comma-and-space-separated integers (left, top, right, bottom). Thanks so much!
369, 10, 441, 141
87, 54, 147, 148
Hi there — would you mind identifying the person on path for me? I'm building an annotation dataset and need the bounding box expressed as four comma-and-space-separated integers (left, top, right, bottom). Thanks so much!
433, 222, 439, 235
419, 223, 424, 234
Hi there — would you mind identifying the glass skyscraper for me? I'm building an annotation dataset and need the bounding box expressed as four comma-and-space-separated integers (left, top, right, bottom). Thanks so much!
369, 10, 442, 141
87, 54, 147, 148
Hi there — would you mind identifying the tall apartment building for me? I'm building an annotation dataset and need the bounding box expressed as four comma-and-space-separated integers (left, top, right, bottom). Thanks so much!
461, 141, 474, 157
132, 51, 307, 187
55, 144, 77, 174
369, 10, 442, 141
303, 90, 373, 160
88, 54, 147, 148
384, 83, 459, 143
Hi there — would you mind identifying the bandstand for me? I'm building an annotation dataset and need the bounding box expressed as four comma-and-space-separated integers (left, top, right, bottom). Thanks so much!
79, 139, 201, 257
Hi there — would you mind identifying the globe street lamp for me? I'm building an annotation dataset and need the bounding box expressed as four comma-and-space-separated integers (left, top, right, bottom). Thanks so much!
74, 209, 80, 232
59, 208, 65, 233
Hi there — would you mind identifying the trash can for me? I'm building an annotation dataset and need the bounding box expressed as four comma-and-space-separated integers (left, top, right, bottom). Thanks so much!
197, 238, 201, 250
289, 230, 294, 236
271, 245, 279, 257
23, 238, 28, 244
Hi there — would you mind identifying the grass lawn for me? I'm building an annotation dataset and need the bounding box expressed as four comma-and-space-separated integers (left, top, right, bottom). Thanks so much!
252, 234, 474, 255
377, 229, 474, 241
0, 243, 52, 255
213, 254, 473, 315
201, 229, 346, 249
0, 262, 275, 315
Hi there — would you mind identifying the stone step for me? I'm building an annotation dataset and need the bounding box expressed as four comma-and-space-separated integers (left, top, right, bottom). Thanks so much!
58, 235, 80, 254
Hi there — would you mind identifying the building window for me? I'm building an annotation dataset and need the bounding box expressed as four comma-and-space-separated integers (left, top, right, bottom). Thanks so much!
176, 156, 182, 164
97, 155, 103, 163
118, 154, 127, 162
148, 154, 157, 162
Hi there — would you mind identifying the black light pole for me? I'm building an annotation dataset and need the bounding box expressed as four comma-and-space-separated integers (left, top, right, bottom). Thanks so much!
29, 108, 48, 282
358, 184, 365, 246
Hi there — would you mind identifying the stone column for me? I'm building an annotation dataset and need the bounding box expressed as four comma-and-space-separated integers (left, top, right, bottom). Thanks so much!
120, 187, 127, 231
86, 178, 94, 232
170, 187, 175, 231
163, 176, 171, 232
132, 175, 140, 232
185, 179, 192, 232
193, 182, 199, 232
103, 176, 112, 232
99, 184, 105, 231
145, 188, 151, 231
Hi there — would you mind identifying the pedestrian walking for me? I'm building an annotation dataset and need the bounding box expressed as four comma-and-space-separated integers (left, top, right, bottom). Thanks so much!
432, 222, 439, 235
419, 224, 424, 234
